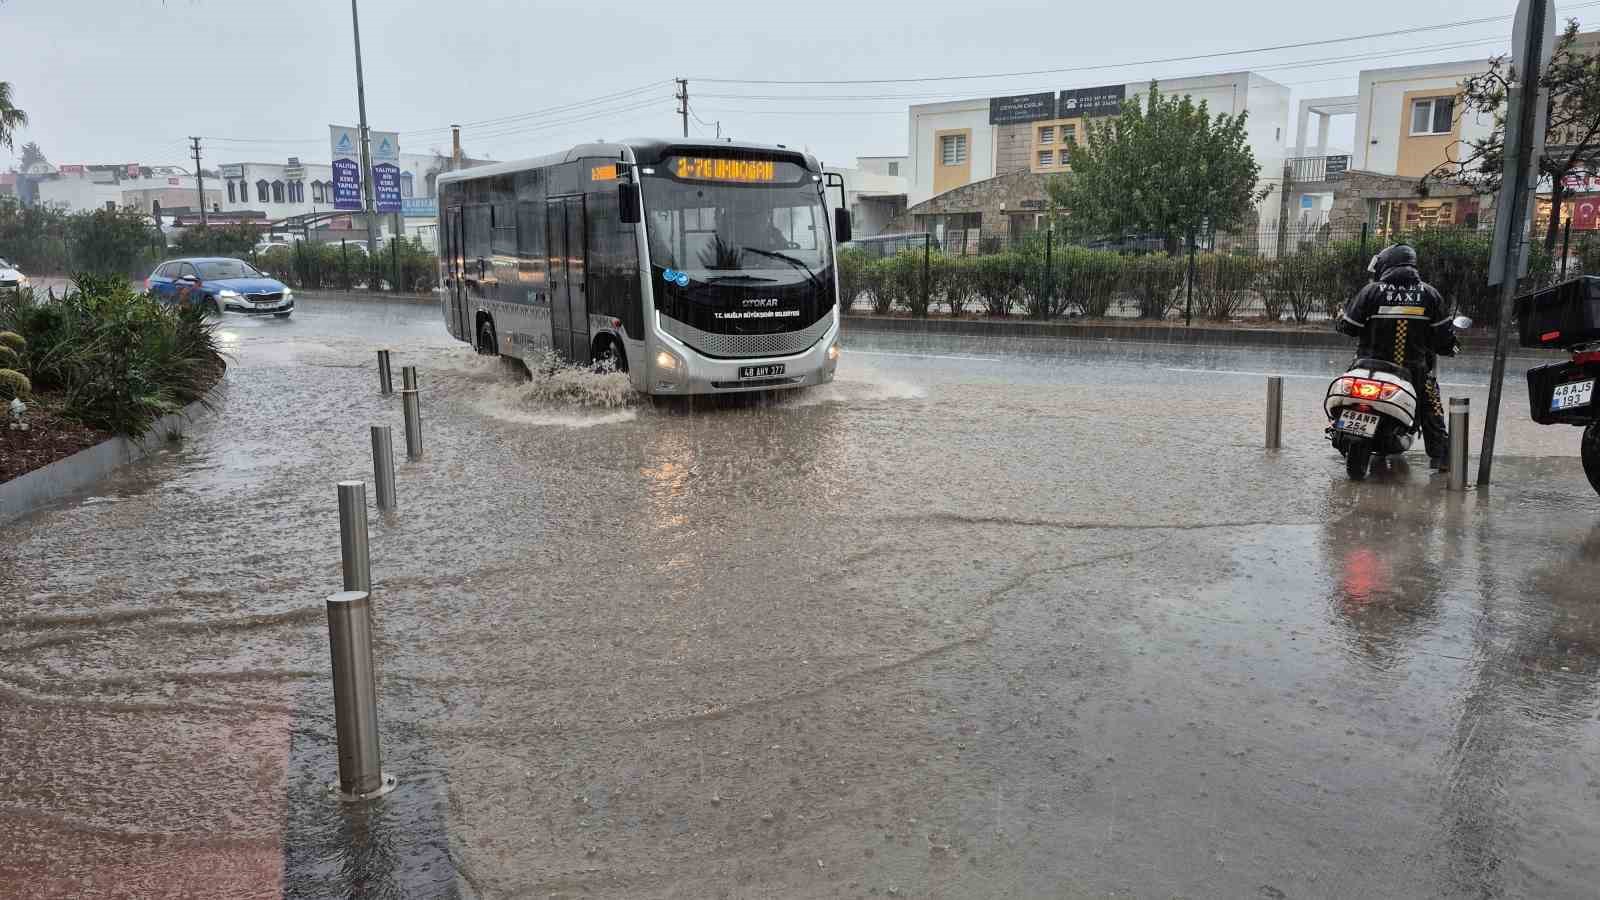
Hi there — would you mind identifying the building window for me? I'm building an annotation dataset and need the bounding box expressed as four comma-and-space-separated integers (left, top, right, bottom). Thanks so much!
1275, 126, 1282, 142
887, 161, 899, 176
295, 181, 305, 203
256, 180, 269, 203
1038, 126, 1055, 145
227, 181, 235, 203
1411, 97, 1455, 135
1037, 150, 1054, 168
272, 180, 285, 203
400, 171, 415, 199
312, 181, 323, 203
1063, 124, 1077, 147
940, 134, 968, 166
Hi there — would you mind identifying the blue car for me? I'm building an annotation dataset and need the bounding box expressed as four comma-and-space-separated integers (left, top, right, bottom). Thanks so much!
146, 257, 293, 317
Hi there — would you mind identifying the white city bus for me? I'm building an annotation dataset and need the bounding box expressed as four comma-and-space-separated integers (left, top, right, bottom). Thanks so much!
436, 139, 850, 394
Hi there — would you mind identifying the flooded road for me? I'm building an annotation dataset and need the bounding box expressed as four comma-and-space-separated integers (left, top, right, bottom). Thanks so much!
3, 296, 1598, 898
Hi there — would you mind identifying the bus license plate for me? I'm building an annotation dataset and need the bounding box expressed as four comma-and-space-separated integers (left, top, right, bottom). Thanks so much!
739, 364, 785, 379
1336, 411, 1380, 437
1551, 379, 1595, 411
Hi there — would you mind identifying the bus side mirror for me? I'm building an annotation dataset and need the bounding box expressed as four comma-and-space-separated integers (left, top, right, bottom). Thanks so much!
834, 207, 852, 244
619, 182, 641, 224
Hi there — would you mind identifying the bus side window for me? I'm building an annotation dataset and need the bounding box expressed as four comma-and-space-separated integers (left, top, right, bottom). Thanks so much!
464, 205, 492, 268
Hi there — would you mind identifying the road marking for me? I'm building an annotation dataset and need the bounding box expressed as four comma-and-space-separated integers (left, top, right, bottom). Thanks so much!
851, 350, 1002, 362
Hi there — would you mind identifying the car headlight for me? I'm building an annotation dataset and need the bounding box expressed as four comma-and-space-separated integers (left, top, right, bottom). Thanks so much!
282, 287, 292, 301
218, 288, 241, 299
16, 275, 28, 288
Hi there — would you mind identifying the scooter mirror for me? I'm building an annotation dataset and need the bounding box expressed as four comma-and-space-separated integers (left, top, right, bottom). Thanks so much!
1452, 315, 1474, 330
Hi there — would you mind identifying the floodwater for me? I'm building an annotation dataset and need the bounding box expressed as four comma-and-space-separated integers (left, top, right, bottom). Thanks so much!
2, 296, 1598, 898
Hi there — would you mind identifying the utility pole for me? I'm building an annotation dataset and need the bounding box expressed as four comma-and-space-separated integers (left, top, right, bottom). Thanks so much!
350, 0, 379, 258
190, 137, 208, 227
1481, 0, 1554, 487
675, 78, 688, 138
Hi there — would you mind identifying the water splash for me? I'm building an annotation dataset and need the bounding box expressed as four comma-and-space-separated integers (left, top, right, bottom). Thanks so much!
468, 351, 638, 427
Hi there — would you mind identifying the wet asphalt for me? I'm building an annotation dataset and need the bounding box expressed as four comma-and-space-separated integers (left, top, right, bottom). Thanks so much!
2, 296, 1598, 899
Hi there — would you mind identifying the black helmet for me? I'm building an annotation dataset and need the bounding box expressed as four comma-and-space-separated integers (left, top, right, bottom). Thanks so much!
1367, 243, 1418, 276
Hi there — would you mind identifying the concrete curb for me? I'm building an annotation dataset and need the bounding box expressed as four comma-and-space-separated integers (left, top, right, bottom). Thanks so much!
839, 313, 1538, 356
297, 290, 439, 307
0, 396, 216, 525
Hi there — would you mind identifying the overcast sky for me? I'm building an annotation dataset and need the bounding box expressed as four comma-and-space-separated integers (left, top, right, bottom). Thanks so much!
2, 0, 1591, 172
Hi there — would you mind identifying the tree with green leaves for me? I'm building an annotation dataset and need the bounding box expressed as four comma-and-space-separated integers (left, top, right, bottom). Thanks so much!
1047, 82, 1269, 253
0, 82, 26, 152
16, 141, 46, 173
1422, 20, 1600, 250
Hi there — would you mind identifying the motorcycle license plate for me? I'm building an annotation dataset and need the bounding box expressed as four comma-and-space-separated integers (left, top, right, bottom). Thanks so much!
1336, 411, 1380, 437
1551, 379, 1595, 412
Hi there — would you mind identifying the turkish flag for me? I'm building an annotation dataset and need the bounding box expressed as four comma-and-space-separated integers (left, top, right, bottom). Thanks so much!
1574, 198, 1600, 230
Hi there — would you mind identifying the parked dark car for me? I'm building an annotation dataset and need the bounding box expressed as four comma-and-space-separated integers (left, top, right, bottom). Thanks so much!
145, 257, 293, 318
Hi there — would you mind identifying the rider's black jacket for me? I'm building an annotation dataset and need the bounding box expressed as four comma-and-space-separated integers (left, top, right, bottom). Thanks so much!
1335, 265, 1457, 366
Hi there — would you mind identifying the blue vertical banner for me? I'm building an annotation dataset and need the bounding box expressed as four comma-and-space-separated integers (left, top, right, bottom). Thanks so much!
370, 130, 401, 214
329, 125, 363, 211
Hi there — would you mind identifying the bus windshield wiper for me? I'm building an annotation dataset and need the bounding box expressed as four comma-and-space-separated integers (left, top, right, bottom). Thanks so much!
738, 247, 819, 284
702, 273, 779, 282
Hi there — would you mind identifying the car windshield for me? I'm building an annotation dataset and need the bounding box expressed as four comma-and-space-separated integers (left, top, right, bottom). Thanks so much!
195, 260, 261, 280
642, 175, 832, 281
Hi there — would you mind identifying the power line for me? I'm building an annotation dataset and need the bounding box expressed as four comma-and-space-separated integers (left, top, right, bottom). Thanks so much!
690, 4, 1600, 85
400, 80, 670, 136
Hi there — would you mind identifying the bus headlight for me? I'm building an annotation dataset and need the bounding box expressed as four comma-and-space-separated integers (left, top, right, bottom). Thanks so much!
655, 349, 683, 372
827, 341, 841, 363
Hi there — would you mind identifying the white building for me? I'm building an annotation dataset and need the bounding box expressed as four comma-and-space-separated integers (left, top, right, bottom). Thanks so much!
216, 152, 463, 245
905, 72, 1291, 208
33, 165, 221, 215
824, 156, 909, 238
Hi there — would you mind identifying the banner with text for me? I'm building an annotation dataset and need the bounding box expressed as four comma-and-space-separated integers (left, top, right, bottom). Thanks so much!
370, 130, 401, 214
329, 125, 363, 211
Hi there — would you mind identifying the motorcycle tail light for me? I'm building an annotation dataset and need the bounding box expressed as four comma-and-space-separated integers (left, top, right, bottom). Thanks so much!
1341, 377, 1398, 401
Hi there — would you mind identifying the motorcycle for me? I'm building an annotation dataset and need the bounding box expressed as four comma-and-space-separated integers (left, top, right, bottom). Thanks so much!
1325, 315, 1472, 481
1519, 276, 1600, 498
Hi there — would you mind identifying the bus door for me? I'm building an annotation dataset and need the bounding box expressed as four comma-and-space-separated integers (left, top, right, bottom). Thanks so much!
446, 207, 470, 340
545, 195, 591, 364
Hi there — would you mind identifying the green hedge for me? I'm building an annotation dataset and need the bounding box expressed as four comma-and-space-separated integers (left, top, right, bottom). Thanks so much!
837, 229, 1554, 323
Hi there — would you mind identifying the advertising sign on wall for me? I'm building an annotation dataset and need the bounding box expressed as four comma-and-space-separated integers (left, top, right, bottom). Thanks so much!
220, 163, 244, 179
989, 92, 1056, 125
1058, 85, 1127, 118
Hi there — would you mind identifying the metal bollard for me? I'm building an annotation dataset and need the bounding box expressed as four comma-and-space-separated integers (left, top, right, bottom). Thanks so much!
1448, 398, 1470, 492
400, 366, 422, 461
337, 481, 371, 592
1265, 375, 1284, 450
325, 590, 396, 801
370, 426, 396, 511
377, 350, 393, 396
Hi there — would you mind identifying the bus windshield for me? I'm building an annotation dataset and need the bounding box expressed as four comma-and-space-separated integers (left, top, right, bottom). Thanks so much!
642, 175, 832, 282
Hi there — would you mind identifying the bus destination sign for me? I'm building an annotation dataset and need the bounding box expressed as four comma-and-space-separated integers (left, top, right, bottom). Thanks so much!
671, 157, 778, 183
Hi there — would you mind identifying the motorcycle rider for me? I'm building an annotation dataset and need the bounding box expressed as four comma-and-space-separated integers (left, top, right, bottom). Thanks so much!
1335, 243, 1458, 470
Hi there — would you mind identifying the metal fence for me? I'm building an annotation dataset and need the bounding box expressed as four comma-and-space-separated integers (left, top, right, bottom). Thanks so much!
839, 223, 1589, 326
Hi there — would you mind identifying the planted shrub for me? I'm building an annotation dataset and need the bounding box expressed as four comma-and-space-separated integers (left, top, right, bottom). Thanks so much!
973, 254, 1026, 317
0, 274, 224, 435
836, 247, 872, 313
0, 368, 29, 400
1123, 255, 1183, 319
0, 330, 23, 352
940, 255, 979, 317
1194, 254, 1260, 320
0, 344, 19, 370
1057, 248, 1123, 318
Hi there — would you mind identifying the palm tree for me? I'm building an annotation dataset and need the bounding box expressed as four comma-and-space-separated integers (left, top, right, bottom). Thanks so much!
0, 82, 28, 152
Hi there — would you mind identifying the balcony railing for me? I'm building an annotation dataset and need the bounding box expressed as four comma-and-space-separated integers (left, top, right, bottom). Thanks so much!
1286, 154, 1351, 183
